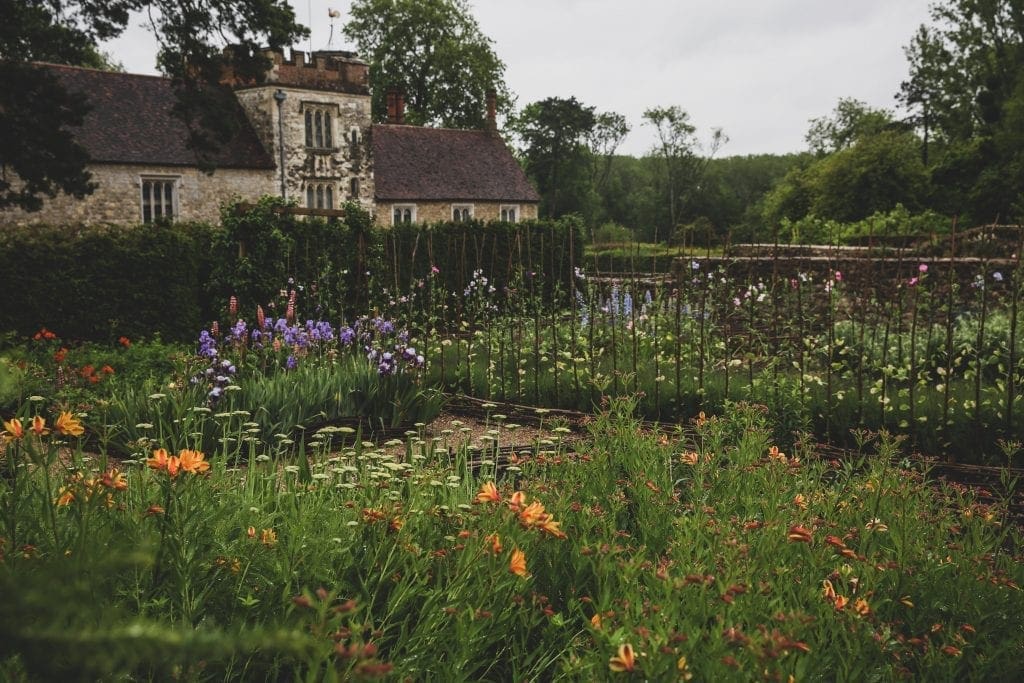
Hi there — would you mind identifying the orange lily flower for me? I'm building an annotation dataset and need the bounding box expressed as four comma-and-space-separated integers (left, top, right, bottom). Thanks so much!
485, 533, 502, 554
853, 597, 871, 617
539, 517, 568, 539
518, 500, 548, 527
101, 468, 127, 491
822, 579, 837, 601
680, 451, 699, 466
2, 417, 24, 440
260, 528, 278, 548
178, 449, 210, 474
768, 445, 786, 463
165, 455, 181, 478
509, 548, 528, 577
56, 487, 75, 506
608, 643, 637, 673
787, 524, 813, 543
147, 448, 170, 471
55, 411, 85, 437
792, 493, 808, 510
834, 595, 849, 610
30, 416, 49, 436
507, 490, 527, 512
474, 481, 501, 504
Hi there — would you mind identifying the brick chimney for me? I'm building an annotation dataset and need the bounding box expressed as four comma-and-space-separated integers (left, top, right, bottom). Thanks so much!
386, 87, 405, 124
485, 90, 497, 132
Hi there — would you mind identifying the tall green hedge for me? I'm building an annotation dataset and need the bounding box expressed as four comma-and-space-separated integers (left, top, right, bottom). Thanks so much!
382, 214, 585, 305
0, 221, 216, 343
0, 200, 583, 343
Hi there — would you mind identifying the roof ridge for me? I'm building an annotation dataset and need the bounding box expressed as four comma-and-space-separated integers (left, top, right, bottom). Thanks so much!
32, 61, 167, 80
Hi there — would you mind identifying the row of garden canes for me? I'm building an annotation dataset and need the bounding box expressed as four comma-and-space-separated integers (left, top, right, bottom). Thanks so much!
419, 228, 1022, 463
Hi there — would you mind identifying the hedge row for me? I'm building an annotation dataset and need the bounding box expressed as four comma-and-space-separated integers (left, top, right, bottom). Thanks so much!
0, 199, 583, 343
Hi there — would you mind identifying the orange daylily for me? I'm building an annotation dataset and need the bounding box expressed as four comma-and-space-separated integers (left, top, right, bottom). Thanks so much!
55, 411, 85, 437
474, 481, 501, 504
793, 493, 808, 510
680, 451, 699, 466
518, 500, 548, 527
147, 448, 170, 471
30, 416, 49, 436
539, 517, 568, 539
485, 533, 502, 554
2, 417, 24, 440
101, 468, 128, 491
853, 597, 871, 617
178, 449, 210, 474
608, 643, 637, 673
822, 579, 837, 601
509, 548, 528, 577
787, 524, 813, 543
260, 528, 278, 548
506, 490, 527, 512
56, 487, 75, 506
833, 595, 850, 610
768, 445, 787, 463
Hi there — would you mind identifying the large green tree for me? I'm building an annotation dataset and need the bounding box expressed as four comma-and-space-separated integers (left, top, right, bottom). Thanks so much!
510, 97, 596, 219
343, 0, 509, 128
762, 98, 928, 227
0, 0, 307, 211
898, 0, 1024, 221
642, 105, 726, 244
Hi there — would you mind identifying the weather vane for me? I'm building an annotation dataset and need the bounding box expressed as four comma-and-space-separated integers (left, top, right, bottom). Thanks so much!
327, 7, 341, 50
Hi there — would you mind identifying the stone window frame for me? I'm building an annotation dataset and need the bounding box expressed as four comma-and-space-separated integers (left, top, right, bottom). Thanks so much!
302, 101, 339, 150
305, 181, 335, 209
349, 177, 360, 199
499, 204, 520, 223
392, 204, 416, 225
139, 175, 180, 223
452, 204, 474, 223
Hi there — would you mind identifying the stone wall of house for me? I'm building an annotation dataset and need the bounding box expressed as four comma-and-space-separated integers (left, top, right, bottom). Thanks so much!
0, 164, 276, 227
234, 50, 375, 214
380, 201, 539, 225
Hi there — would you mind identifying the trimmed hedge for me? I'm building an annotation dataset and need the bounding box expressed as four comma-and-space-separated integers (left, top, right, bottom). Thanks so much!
0, 221, 216, 343
0, 199, 584, 343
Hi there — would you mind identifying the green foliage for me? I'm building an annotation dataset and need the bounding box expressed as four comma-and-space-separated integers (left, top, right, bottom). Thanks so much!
590, 222, 635, 246
3, 390, 1023, 680
209, 198, 365, 322
343, 0, 509, 128
898, 0, 1024, 222
380, 216, 585, 308
643, 105, 727, 243
805, 97, 894, 156
510, 96, 599, 218
763, 121, 929, 228
0, 221, 216, 343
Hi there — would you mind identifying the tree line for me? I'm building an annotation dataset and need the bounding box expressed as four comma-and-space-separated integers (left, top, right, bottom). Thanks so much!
3, 0, 1021, 242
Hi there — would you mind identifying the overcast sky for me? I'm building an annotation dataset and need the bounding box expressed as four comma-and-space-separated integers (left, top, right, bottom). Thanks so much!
102, 0, 935, 158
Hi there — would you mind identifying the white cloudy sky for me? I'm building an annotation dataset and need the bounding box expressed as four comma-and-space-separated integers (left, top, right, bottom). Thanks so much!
102, 0, 935, 157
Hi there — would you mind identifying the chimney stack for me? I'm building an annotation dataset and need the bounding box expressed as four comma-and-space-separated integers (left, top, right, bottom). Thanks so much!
386, 87, 406, 124
485, 90, 497, 132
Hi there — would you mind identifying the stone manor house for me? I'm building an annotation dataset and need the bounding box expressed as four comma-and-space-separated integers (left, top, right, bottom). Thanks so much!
3, 48, 539, 227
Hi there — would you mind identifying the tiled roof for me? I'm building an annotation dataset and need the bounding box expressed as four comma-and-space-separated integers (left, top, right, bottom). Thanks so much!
42, 64, 275, 169
372, 125, 539, 202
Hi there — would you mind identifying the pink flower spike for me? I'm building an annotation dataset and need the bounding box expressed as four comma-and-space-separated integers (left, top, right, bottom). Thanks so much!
919, 263, 928, 273
834, 271, 843, 281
